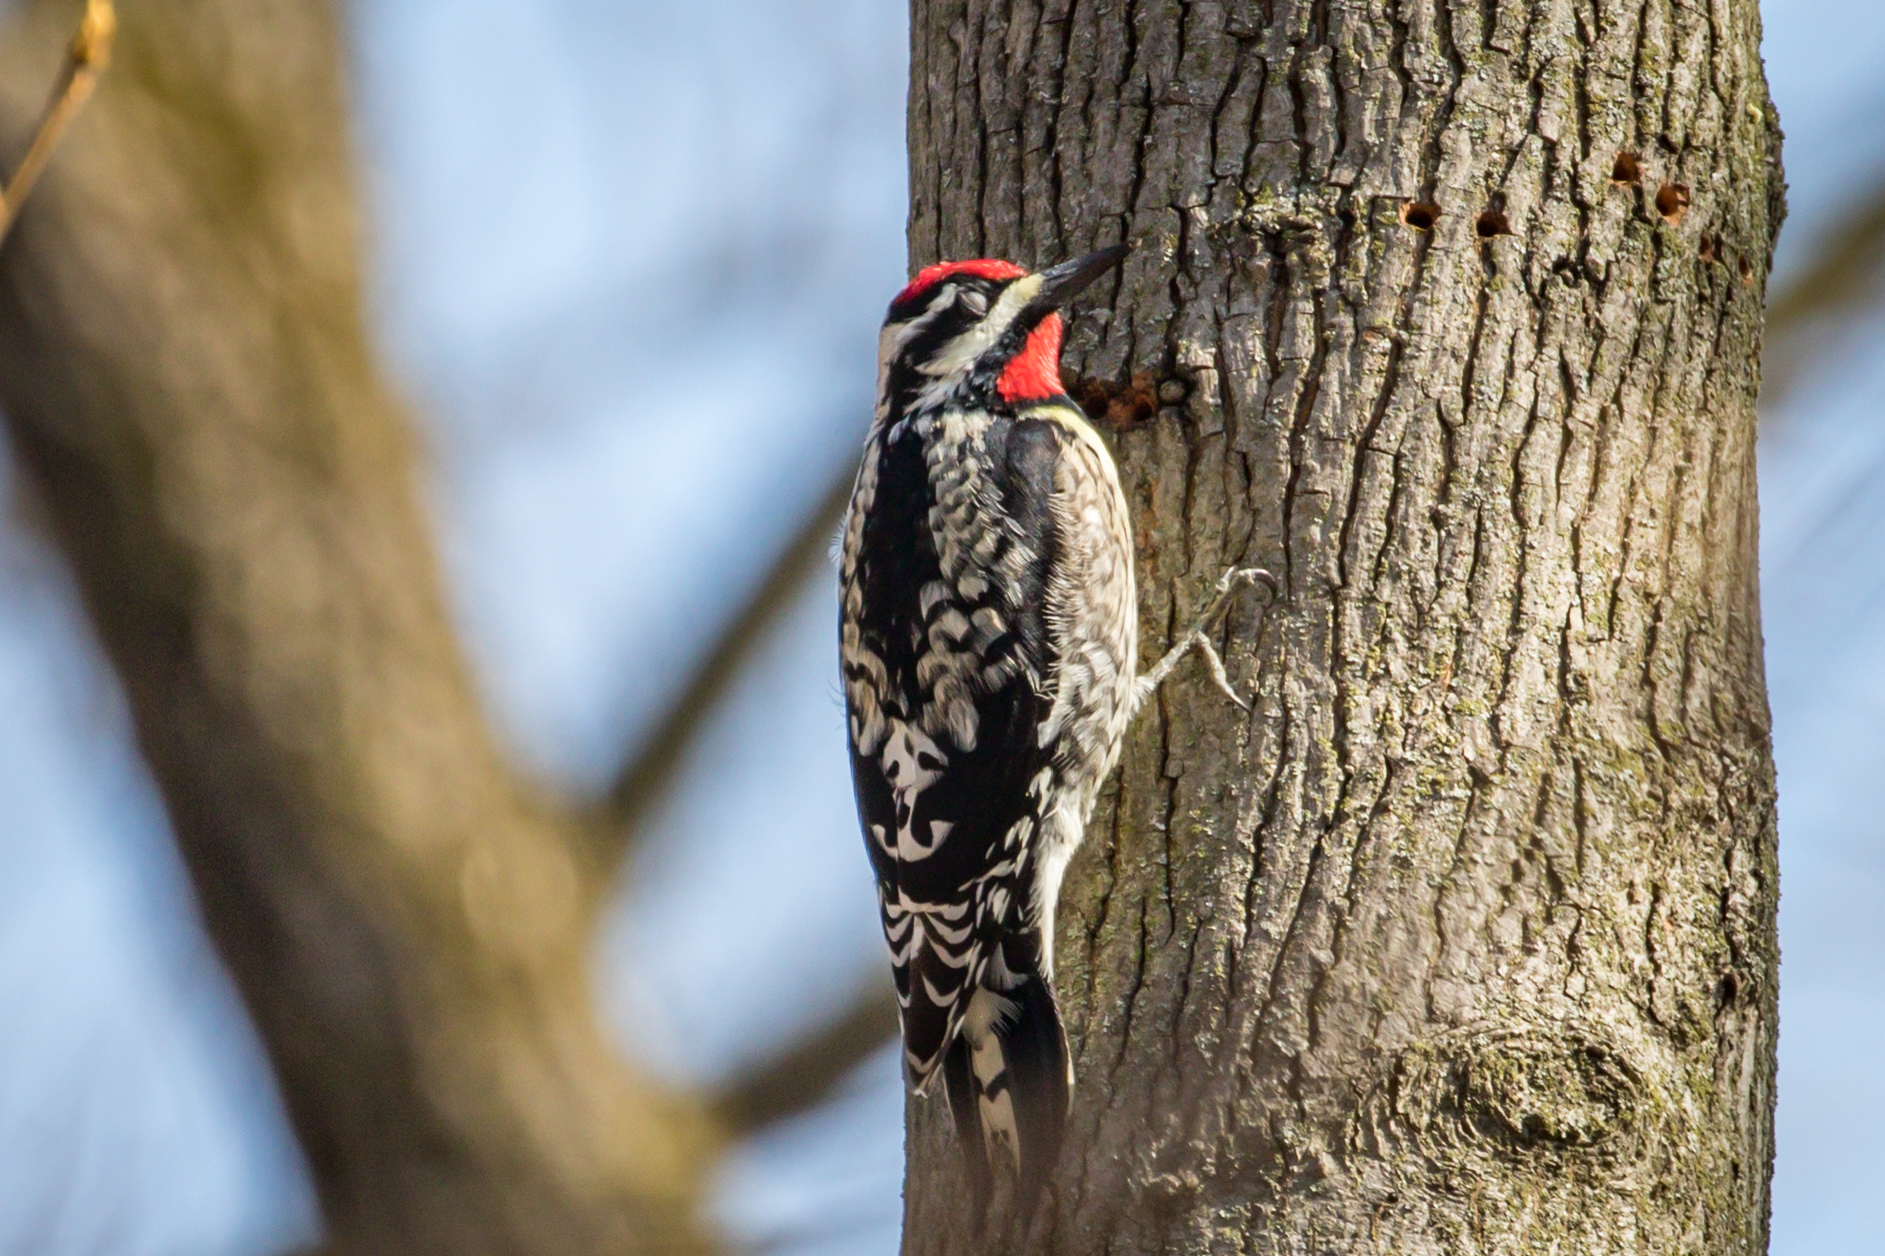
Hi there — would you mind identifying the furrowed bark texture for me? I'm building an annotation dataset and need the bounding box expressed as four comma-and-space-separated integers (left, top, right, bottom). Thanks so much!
904, 3, 1781, 1254
0, 2, 722, 1252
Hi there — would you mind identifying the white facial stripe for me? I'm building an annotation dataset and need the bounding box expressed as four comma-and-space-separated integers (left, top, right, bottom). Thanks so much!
878, 285, 957, 368
902, 274, 1046, 412
917, 273, 1044, 381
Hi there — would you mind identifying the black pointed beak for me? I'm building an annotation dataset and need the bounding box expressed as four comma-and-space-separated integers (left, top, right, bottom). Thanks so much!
1033, 242, 1132, 310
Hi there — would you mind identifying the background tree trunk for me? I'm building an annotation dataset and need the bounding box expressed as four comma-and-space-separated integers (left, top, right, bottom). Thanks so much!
0, 2, 913, 1252
0, 2, 717, 1251
903, 2, 1782, 1253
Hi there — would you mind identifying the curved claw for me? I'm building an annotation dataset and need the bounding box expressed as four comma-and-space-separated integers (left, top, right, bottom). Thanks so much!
1216, 566, 1280, 606
1131, 565, 1279, 715
1195, 637, 1251, 712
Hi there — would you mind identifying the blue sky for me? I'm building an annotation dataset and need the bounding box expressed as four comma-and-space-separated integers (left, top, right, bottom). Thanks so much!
0, 3, 1878, 1253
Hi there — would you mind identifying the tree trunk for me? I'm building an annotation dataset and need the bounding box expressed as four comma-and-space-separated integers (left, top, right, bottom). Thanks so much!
903, 2, 1782, 1254
0, 3, 721, 1252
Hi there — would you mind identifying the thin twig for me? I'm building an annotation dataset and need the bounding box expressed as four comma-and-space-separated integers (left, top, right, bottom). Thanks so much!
0, 0, 114, 246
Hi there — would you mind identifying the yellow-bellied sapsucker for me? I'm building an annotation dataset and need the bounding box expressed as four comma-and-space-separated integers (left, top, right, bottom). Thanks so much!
841, 245, 1268, 1213
840, 246, 1128, 1210
844, 245, 1266, 1214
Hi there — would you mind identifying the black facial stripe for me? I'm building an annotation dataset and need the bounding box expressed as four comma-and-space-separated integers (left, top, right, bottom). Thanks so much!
902, 314, 972, 366
886, 274, 1009, 325
878, 312, 973, 423
966, 297, 1057, 393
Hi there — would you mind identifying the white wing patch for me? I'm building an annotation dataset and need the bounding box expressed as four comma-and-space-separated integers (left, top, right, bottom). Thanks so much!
880, 720, 952, 862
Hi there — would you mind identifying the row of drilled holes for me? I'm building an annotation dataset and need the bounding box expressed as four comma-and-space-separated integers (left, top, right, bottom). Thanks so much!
1396, 152, 1755, 280
1611, 151, 1690, 222
1398, 200, 1508, 238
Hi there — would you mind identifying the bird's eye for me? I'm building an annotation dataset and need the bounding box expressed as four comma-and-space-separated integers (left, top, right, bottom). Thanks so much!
960, 288, 989, 316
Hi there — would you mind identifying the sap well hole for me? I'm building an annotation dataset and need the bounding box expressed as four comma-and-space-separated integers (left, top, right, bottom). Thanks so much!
1655, 182, 1691, 224
1400, 200, 1440, 231
1475, 210, 1512, 240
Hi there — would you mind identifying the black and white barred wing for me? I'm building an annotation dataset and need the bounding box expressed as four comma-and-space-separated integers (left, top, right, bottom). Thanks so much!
839, 414, 1060, 1091
855, 681, 1054, 1088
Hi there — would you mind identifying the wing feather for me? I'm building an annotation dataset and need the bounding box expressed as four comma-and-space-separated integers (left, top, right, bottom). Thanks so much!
841, 411, 1065, 1087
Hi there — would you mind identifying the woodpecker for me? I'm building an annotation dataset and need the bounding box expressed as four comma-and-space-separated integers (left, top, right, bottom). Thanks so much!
840, 245, 1267, 1215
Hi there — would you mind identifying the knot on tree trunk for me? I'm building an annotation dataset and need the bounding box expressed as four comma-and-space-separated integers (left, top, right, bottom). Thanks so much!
1355, 1019, 1659, 1172
1341, 1017, 1724, 1250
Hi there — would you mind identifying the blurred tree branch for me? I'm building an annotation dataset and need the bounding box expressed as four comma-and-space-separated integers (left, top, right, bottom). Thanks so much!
713, 976, 898, 1136
586, 469, 902, 1134
1760, 186, 1885, 409
0, 0, 888, 1251
589, 470, 850, 861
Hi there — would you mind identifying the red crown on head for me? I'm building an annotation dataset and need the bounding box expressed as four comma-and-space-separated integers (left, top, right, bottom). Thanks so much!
893, 258, 1029, 307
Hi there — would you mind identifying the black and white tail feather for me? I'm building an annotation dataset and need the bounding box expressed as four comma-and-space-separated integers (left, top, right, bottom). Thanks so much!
840, 244, 1271, 1223
943, 975, 1070, 1211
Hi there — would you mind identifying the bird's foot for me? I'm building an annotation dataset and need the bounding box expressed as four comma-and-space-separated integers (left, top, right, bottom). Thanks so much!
1132, 567, 1278, 713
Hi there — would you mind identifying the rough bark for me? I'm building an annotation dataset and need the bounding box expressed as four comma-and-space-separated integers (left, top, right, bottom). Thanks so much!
0, 2, 861, 1252
903, 3, 1782, 1254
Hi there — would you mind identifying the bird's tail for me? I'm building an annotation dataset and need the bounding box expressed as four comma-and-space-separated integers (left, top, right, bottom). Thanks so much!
941, 974, 1070, 1217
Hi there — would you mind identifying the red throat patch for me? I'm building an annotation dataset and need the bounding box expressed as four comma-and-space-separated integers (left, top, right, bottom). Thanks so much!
996, 312, 1065, 403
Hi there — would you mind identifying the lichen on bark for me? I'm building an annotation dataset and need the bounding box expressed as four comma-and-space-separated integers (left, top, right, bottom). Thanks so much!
903, 2, 1782, 1253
